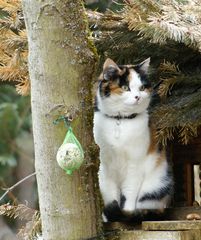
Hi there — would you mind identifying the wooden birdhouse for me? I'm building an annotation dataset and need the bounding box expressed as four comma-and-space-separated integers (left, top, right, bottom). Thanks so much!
171, 129, 201, 208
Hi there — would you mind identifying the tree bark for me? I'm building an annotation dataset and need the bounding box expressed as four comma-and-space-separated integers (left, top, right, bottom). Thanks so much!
22, 1, 102, 239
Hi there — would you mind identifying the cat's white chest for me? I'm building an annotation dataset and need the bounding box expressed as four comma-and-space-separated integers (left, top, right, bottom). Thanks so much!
113, 118, 121, 139
93, 112, 150, 156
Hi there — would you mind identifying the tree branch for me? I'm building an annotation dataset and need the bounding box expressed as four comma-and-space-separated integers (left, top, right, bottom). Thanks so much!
87, 10, 126, 31
0, 172, 36, 202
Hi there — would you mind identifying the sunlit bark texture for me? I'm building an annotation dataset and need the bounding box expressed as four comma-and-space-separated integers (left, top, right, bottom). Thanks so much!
22, 0, 101, 239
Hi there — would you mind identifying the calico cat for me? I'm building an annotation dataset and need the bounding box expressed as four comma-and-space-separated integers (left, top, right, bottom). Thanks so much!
93, 58, 173, 222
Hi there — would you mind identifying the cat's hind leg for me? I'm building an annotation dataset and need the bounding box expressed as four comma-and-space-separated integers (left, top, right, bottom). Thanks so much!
136, 164, 173, 211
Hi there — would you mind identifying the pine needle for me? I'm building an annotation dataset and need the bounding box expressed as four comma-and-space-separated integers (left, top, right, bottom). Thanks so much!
0, 0, 30, 95
0, 203, 37, 221
0, 66, 25, 81
179, 124, 198, 145
16, 79, 30, 96
0, 203, 42, 239
0, 0, 21, 14
17, 211, 42, 240
125, 0, 201, 50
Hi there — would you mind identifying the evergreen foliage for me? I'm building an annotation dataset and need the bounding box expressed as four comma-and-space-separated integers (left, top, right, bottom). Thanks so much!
0, 0, 200, 152
0, 203, 41, 239
0, 0, 29, 95
85, 0, 124, 12
89, 0, 201, 145
1, 0, 201, 145
0, 1, 32, 213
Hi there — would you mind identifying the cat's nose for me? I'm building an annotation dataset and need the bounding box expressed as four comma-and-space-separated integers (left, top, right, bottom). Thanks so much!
135, 96, 140, 101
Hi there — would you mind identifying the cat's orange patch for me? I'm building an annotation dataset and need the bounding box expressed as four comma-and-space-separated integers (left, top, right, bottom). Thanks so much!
110, 83, 123, 94
148, 126, 158, 154
148, 126, 166, 168
155, 151, 166, 167
148, 125, 166, 167
127, 71, 133, 83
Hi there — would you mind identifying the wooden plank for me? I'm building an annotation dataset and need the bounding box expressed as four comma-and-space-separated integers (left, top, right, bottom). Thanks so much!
142, 220, 201, 231
106, 230, 201, 240
103, 207, 201, 231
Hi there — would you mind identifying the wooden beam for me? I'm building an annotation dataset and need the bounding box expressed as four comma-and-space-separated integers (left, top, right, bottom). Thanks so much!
113, 230, 201, 240
142, 220, 201, 231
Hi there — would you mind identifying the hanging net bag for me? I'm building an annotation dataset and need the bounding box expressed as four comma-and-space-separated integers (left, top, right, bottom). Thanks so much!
55, 117, 84, 175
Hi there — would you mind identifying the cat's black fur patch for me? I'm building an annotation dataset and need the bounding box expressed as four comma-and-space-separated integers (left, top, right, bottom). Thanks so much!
129, 210, 167, 223
103, 66, 119, 81
94, 96, 99, 112
139, 74, 152, 89
104, 84, 111, 97
104, 200, 167, 222
104, 200, 128, 222
99, 66, 133, 98
118, 66, 130, 88
99, 80, 111, 97
139, 181, 173, 202
133, 65, 151, 89
120, 194, 126, 209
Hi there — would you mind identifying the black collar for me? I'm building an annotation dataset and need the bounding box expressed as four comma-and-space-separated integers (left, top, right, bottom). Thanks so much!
104, 113, 138, 120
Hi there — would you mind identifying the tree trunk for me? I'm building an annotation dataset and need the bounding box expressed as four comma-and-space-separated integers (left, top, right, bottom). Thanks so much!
22, 1, 102, 239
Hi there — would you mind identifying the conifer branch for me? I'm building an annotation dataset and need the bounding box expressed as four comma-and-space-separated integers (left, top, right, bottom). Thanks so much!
0, 203, 42, 239
179, 124, 198, 145
17, 210, 41, 240
0, 0, 201, 144
0, 0, 29, 95
0, 0, 21, 13
0, 203, 36, 220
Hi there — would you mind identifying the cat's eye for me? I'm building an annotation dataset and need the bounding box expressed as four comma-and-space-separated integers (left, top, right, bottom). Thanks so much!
122, 85, 129, 91
140, 85, 145, 91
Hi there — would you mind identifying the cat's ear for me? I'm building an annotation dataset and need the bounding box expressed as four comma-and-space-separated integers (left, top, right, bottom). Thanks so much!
102, 58, 120, 81
103, 58, 119, 70
137, 57, 150, 74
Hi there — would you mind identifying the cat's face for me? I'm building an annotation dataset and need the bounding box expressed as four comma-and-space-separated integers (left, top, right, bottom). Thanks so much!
97, 58, 152, 116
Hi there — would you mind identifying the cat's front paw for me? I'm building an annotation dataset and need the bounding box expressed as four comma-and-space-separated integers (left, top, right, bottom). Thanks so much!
120, 195, 135, 216
121, 205, 135, 216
